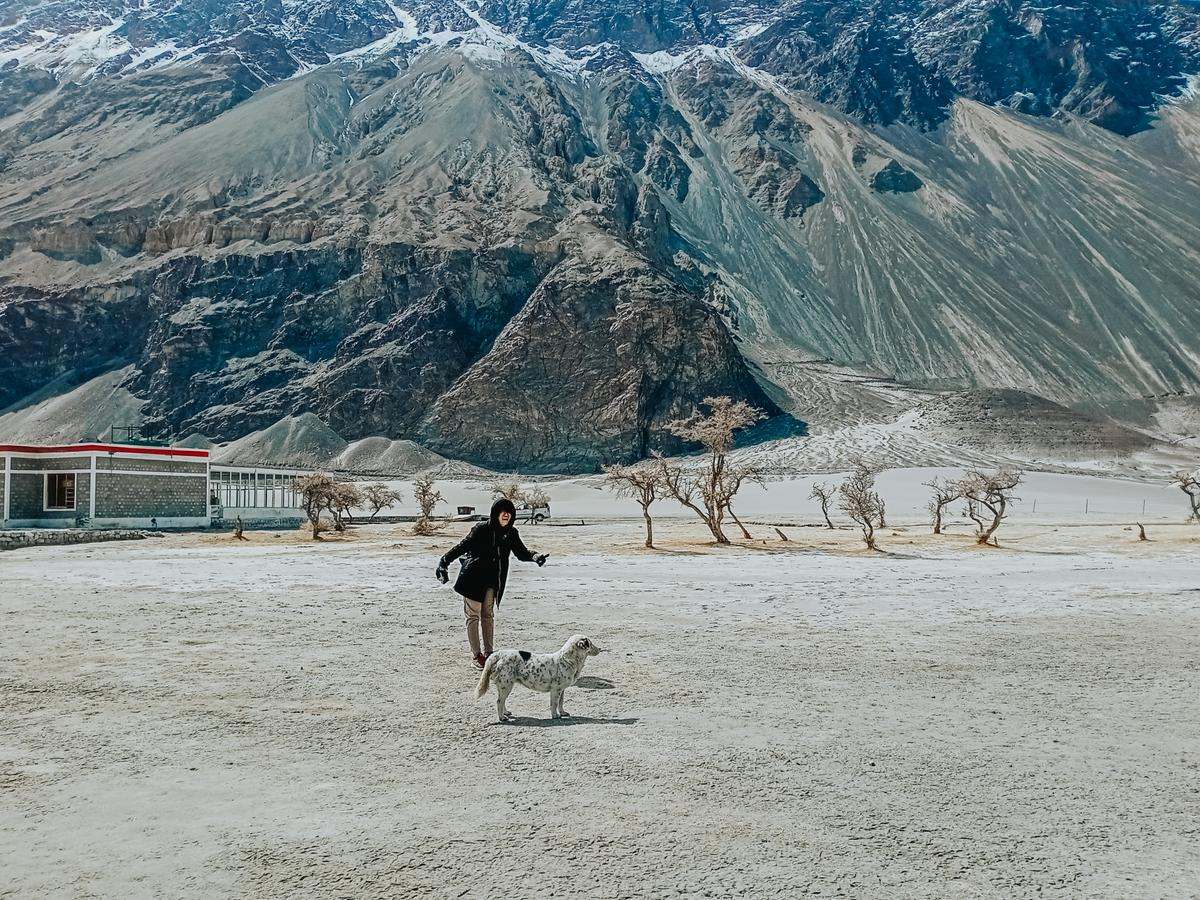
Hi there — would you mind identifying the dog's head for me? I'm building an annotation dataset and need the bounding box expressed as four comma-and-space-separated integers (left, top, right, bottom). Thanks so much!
566, 635, 602, 657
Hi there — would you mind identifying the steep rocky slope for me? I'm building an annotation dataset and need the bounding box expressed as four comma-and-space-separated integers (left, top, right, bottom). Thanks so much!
1, 1, 1198, 471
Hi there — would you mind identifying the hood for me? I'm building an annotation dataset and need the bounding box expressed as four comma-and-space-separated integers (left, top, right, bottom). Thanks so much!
490, 497, 517, 529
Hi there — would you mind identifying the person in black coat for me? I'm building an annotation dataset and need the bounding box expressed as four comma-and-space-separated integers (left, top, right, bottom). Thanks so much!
436, 497, 548, 669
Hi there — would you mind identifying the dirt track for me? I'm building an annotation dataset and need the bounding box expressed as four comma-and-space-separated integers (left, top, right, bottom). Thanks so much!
2, 521, 1199, 898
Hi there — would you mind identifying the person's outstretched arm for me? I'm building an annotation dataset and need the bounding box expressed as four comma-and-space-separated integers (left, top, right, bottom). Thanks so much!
511, 529, 548, 566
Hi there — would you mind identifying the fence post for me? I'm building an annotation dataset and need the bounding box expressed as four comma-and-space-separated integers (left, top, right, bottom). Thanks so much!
1142, 499, 1147, 516
1085, 498, 1089, 515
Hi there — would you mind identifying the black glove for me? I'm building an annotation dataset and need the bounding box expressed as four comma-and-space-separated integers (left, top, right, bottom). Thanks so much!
534, 553, 549, 567
435, 564, 448, 583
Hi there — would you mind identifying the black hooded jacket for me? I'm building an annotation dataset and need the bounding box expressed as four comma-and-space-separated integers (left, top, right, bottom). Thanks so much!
439, 498, 536, 604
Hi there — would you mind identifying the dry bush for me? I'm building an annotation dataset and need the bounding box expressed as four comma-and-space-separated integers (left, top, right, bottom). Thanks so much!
653, 396, 765, 544
957, 469, 1023, 545
838, 461, 885, 550
1172, 471, 1200, 522
809, 482, 836, 529
296, 473, 336, 540
491, 480, 526, 504
925, 477, 961, 535
362, 483, 403, 520
413, 476, 445, 535
604, 462, 663, 548
327, 482, 364, 532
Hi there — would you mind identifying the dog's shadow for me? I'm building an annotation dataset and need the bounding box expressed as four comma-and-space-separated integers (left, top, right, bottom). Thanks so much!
574, 676, 615, 690
493, 715, 639, 728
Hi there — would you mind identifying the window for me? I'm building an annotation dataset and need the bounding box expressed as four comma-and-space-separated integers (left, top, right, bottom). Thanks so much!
45, 473, 76, 511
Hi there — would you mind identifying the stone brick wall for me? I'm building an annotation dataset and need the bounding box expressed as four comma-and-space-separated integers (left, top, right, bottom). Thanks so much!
93, 473, 206, 518
7, 471, 91, 521
11, 456, 91, 471
101, 458, 207, 474
0, 529, 156, 552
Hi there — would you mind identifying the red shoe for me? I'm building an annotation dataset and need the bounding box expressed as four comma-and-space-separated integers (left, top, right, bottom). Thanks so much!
472, 653, 486, 670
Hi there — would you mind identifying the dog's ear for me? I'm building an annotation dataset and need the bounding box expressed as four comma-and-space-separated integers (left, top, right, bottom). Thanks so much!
577, 638, 589, 649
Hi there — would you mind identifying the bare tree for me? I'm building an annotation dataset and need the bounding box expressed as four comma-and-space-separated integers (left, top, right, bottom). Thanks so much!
809, 482, 836, 529
326, 482, 364, 532
362, 483, 403, 520
721, 467, 760, 540
296, 473, 336, 540
1172, 471, 1200, 522
838, 461, 885, 550
491, 480, 526, 504
957, 469, 1023, 545
523, 486, 550, 509
233, 515, 247, 541
1136, 522, 1149, 542
925, 477, 961, 535
603, 463, 662, 548
653, 397, 765, 544
877, 496, 888, 529
962, 497, 985, 534
413, 476, 445, 535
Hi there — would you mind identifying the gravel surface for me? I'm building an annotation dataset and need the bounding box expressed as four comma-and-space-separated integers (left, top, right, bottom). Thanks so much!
2, 520, 1198, 898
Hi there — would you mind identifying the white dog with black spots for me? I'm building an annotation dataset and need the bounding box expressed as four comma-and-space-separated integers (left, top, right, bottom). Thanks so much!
475, 635, 602, 722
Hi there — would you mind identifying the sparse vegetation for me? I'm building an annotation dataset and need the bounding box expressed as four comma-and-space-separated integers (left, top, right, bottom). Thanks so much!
957, 469, 1023, 546
362, 483, 403, 520
1172, 471, 1200, 522
603, 463, 663, 548
327, 482, 364, 532
925, 477, 962, 535
838, 460, 885, 551
297, 473, 336, 540
809, 482, 836, 529
653, 396, 765, 544
413, 476, 445, 535
491, 479, 525, 503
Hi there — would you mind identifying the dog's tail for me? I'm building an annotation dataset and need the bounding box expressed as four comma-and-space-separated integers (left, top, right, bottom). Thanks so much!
475, 653, 498, 699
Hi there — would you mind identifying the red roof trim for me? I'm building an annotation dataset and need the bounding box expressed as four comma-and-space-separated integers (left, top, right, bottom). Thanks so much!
0, 443, 210, 459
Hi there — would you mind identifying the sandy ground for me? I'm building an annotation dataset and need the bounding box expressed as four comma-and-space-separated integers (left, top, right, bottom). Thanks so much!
2, 515, 1200, 899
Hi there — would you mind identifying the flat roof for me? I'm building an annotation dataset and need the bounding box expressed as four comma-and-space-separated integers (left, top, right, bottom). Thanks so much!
0, 443, 210, 459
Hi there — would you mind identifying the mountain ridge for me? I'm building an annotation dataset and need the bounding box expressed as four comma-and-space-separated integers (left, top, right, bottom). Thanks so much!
1, 0, 1198, 471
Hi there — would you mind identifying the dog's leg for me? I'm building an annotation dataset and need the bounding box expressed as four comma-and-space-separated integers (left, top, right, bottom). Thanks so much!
559, 688, 571, 719
496, 681, 515, 722
549, 688, 562, 719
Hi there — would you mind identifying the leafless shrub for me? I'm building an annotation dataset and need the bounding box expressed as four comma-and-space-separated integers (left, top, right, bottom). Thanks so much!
296, 473, 336, 540
326, 482, 364, 532
809, 482, 836, 529
1172, 471, 1200, 522
838, 460, 885, 551
925, 477, 962, 535
1136, 522, 1148, 542
653, 396, 765, 544
362, 483, 403, 520
413, 476, 445, 535
491, 480, 526, 504
957, 469, 1023, 546
603, 463, 663, 548
523, 486, 550, 509
233, 515, 247, 541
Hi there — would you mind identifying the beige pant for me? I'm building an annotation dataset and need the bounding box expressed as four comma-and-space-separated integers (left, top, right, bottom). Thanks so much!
464, 588, 496, 657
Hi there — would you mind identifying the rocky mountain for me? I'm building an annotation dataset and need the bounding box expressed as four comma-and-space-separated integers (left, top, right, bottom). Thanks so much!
1, 0, 1199, 471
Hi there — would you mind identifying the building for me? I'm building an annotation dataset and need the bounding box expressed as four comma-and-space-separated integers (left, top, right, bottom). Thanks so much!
0, 443, 308, 529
